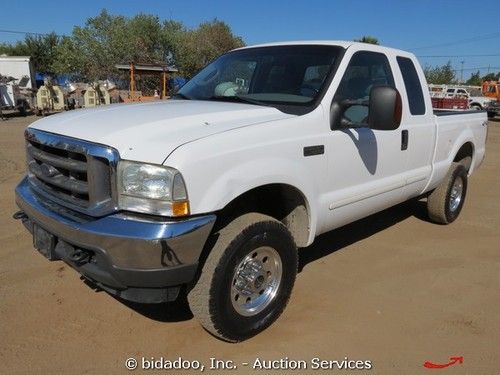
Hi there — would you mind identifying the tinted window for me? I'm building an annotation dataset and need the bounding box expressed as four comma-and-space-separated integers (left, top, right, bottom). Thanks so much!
334, 51, 395, 124
397, 56, 426, 115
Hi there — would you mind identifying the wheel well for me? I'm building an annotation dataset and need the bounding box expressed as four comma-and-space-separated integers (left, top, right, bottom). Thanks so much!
453, 142, 474, 171
215, 184, 310, 247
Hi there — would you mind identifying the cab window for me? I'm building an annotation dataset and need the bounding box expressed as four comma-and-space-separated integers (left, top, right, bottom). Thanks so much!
334, 51, 395, 124
396, 56, 426, 115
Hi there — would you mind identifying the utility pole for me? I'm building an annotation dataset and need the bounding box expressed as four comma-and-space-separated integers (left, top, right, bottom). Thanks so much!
460, 60, 465, 83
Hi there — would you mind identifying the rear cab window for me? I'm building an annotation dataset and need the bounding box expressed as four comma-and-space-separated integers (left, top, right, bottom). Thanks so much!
396, 56, 426, 115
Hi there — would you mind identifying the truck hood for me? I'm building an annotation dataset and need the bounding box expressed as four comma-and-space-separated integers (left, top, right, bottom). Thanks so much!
29, 100, 293, 164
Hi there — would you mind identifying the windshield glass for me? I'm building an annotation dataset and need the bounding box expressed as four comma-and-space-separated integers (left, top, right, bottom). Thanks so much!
177, 45, 341, 108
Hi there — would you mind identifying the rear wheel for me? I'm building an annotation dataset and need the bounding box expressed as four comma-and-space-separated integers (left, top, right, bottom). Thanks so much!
188, 213, 297, 342
427, 162, 468, 224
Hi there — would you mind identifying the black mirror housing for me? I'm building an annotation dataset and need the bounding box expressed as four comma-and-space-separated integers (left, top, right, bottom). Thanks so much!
368, 86, 402, 131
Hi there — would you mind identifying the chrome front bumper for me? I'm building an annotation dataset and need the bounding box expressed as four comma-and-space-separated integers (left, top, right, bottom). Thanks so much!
15, 176, 216, 302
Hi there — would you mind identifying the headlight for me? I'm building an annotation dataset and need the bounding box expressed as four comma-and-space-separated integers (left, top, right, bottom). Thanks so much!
118, 160, 189, 217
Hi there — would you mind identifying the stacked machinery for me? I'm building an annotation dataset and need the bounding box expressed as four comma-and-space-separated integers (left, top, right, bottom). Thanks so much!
35, 78, 65, 115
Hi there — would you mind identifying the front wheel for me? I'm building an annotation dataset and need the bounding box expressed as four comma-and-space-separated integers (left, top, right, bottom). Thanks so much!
188, 213, 297, 342
427, 162, 468, 224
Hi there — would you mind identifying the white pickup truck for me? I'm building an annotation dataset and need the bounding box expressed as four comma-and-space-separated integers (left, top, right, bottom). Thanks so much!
443, 86, 493, 110
15, 41, 487, 342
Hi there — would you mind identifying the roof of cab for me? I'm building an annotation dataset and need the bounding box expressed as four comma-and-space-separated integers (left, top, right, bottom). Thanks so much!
235, 40, 354, 49
233, 40, 415, 58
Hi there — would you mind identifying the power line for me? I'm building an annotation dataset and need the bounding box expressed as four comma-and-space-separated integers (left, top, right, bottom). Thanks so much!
0, 29, 66, 38
418, 53, 500, 58
410, 31, 500, 50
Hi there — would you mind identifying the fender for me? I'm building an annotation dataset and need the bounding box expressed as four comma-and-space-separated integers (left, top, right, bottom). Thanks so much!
426, 128, 476, 192
197, 157, 318, 245
164, 106, 330, 246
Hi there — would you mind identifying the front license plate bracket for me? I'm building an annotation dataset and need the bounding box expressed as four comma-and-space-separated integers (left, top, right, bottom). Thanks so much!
33, 224, 57, 260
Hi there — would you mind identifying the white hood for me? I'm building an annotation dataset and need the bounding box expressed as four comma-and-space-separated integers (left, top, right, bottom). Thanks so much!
29, 100, 293, 164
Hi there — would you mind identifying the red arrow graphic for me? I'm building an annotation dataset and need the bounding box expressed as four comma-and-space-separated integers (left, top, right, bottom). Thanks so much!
424, 356, 464, 369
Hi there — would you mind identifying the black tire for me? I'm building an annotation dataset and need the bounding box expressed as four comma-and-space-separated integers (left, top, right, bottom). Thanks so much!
19, 103, 27, 116
470, 104, 481, 111
487, 111, 495, 119
427, 162, 468, 224
188, 213, 297, 342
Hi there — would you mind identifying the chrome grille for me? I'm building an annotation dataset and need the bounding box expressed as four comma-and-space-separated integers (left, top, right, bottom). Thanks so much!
25, 128, 119, 217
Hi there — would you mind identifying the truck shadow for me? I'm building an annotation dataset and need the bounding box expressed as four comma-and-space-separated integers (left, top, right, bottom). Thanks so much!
81, 280, 194, 322
114, 293, 194, 322
298, 198, 429, 273
105, 198, 429, 323
342, 128, 378, 175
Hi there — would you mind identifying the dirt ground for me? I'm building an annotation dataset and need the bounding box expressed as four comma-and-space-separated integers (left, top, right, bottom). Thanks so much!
1, 115, 499, 374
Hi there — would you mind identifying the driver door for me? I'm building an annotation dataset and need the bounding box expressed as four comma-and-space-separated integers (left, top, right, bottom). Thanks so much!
323, 50, 409, 231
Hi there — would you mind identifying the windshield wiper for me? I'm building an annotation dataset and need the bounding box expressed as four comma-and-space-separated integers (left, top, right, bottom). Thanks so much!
205, 95, 267, 106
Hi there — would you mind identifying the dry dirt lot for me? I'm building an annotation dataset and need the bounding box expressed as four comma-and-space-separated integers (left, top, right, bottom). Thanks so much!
1, 115, 499, 374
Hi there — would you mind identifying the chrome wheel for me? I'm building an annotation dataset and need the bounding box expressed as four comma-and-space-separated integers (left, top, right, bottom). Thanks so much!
449, 177, 463, 212
231, 246, 282, 316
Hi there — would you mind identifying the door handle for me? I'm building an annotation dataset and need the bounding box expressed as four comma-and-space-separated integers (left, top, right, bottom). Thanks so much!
401, 130, 408, 151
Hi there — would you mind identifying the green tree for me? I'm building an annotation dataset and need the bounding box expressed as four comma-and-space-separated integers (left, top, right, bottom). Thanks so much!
2, 9, 244, 85
0, 41, 30, 56
54, 10, 131, 80
465, 71, 482, 86
481, 72, 500, 82
51, 36, 82, 77
54, 10, 168, 81
175, 19, 245, 77
160, 20, 187, 66
52, 10, 244, 81
0, 33, 61, 75
424, 61, 456, 84
354, 36, 379, 45
25, 33, 61, 74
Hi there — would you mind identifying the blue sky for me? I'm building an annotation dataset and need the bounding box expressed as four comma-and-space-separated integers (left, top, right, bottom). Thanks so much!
1, 0, 499, 79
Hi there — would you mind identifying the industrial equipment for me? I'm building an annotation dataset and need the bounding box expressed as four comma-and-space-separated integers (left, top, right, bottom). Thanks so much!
35, 79, 65, 115
83, 86, 97, 107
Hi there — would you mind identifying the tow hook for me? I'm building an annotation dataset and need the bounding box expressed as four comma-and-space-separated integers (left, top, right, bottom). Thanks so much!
12, 211, 28, 220
70, 249, 90, 266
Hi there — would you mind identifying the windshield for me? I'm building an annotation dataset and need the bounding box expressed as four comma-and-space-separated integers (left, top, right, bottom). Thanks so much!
177, 45, 342, 111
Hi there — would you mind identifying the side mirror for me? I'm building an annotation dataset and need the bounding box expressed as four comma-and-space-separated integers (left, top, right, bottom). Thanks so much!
368, 86, 402, 131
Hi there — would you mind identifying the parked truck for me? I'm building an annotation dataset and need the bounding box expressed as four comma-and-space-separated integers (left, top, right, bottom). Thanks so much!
444, 86, 492, 110
482, 81, 500, 118
14, 41, 487, 341
428, 84, 493, 112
